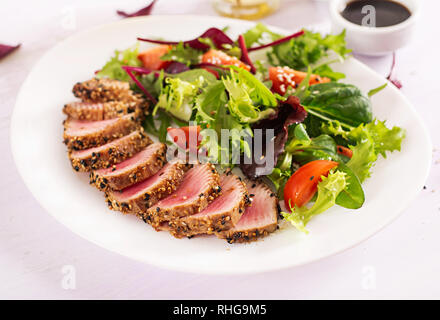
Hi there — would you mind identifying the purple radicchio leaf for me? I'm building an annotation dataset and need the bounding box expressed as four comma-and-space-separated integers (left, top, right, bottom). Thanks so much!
117, 0, 157, 18
164, 61, 190, 74
386, 52, 402, 89
0, 43, 20, 60
240, 96, 307, 179
138, 27, 234, 51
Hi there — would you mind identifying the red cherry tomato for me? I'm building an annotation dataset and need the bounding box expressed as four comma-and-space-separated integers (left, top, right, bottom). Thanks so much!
167, 126, 201, 153
336, 145, 353, 158
201, 49, 250, 71
284, 160, 339, 209
269, 66, 331, 95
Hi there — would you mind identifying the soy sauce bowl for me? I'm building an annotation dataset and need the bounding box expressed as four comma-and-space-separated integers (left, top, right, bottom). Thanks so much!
329, 0, 420, 56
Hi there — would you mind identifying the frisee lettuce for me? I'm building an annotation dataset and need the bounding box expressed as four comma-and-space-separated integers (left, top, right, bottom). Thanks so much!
97, 44, 141, 82
265, 29, 350, 82
323, 119, 405, 181
154, 77, 201, 121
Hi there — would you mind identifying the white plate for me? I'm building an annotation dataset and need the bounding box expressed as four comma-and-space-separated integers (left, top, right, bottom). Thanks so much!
10, 15, 431, 274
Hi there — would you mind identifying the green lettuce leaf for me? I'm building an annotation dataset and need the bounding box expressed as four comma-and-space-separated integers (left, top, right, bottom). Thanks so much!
154, 77, 202, 121
324, 119, 405, 182
346, 138, 376, 182
282, 171, 347, 233
349, 120, 405, 158
221, 67, 278, 123
160, 42, 202, 66
312, 63, 346, 81
97, 44, 141, 82
368, 83, 387, 97
226, 66, 278, 108
268, 29, 350, 71
242, 23, 281, 48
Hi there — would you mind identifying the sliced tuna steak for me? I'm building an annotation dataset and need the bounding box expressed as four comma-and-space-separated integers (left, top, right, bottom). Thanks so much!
90, 142, 167, 191
72, 78, 142, 104
63, 101, 144, 121
217, 180, 279, 243
168, 173, 249, 238
143, 163, 221, 228
106, 160, 187, 214
69, 130, 151, 172
63, 113, 141, 150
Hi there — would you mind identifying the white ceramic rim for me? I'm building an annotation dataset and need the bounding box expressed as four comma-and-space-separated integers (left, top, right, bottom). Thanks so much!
330, 0, 420, 34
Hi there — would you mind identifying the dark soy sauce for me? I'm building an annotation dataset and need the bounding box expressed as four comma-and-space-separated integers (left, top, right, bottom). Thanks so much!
341, 0, 411, 27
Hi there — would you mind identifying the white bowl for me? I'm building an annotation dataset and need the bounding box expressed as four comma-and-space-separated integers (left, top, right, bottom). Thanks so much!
329, 0, 420, 56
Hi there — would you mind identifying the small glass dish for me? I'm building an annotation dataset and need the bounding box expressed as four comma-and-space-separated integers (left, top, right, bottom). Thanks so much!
212, 0, 281, 20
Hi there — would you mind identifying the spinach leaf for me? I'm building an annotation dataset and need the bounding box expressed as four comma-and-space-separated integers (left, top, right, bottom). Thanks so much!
287, 134, 344, 165
312, 63, 346, 81
335, 164, 365, 209
302, 82, 373, 128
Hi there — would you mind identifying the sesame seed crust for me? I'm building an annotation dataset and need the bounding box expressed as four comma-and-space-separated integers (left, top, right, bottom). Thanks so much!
90, 143, 167, 191
63, 100, 147, 121
167, 173, 249, 239
72, 78, 144, 105
68, 130, 151, 172
145, 164, 221, 229
106, 161, 187, 214
216, 180, 279, 244
63, 113, 143, 151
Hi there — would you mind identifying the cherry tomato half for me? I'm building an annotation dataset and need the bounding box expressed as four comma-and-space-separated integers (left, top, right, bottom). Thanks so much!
167, 125, 201, 153
284, 160, 339, 209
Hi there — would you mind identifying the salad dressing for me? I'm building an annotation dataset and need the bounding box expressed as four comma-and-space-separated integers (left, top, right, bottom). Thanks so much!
341, 0, 411, 27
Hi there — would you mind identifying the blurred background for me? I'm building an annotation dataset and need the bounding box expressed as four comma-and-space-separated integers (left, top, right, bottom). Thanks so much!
1, 0, 440, 299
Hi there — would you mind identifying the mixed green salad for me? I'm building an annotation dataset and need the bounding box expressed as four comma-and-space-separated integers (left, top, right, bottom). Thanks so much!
96, 24, 405, 233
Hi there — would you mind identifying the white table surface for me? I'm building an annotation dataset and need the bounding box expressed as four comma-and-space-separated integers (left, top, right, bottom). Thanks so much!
1, 0, 439, 299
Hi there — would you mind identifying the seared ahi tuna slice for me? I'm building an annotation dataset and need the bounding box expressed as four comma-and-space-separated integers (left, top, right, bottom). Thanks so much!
63, 113, 141, 150
217, 180, 279, 243
63, 101, 144, 121
168, 173, 249, 238
72, 78, 142, 104
106, 160, 187, 214
69, 130, 151, 172
90, 142, 167, 191
143, 163, 221, 228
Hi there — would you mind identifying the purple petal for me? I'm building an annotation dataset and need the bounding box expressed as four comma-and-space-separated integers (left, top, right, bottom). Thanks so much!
117, 0, 157, 18
0, 43, 21, 60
